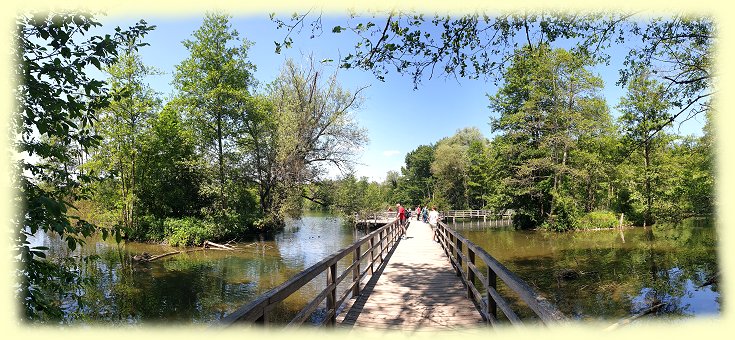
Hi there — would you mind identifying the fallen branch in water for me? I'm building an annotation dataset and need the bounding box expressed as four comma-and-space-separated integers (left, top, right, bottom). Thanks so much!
146, 250, 190, 261
204, 240, 235, 250
604, 303, 665, 331
133, 240, 236, 262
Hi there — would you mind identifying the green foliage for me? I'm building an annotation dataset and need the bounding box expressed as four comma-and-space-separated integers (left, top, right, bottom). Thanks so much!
174, 12, 256, 210
575, 210, 620, 230
136, 102, 207, 221
617, 69, 672, 225
85, 36, 161, 235
489, 45, 609, 228
270, 10, 714, 231
164, 217, 217, 247
540, 194, 579, 231
398, 144, 435, 205
14, 11, 154, 321
271, 12, 713, 127
260, 58, 368, 220
134, 215, 166, 242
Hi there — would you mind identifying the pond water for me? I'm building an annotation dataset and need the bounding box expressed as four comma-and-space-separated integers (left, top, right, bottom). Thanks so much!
31, 212, 365, 324
30, 214, 719, 325
451, 218, 720, 322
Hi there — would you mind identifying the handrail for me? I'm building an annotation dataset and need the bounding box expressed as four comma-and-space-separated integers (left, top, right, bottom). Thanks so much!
354, 211, 396, 221
219, 219, 403, 327
442, 210, 514, 218
435, 221, 566, 326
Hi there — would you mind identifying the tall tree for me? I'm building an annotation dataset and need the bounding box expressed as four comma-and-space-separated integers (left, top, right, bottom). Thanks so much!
489, 45, 608, 229
13, 12, 153, 320
617, 70, 672, 226
87, 40, 160, 234
173, 12, 256, 210
430, 128, 486, 209
400, 144, 435, 204
466, 139, 491, 209
261, 58, 368, 223
234, 95, 279, 217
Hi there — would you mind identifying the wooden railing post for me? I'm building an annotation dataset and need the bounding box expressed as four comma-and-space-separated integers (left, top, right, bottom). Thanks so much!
455, 237, 463, 277
486, 265, 497, 321
352, 246, 361, 297
326, 263, 337, 326
379, 230, 385, 263
468, 248, 476, 299
369, 236, 375, 275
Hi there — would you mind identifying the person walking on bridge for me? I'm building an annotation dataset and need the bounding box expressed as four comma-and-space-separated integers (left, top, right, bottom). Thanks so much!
428, 206, 440, 242
415, 206, 421, 221
396, 203, 407, 236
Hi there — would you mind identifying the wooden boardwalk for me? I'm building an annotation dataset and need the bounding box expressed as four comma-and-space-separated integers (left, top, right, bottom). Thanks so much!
338, 219, 485, 331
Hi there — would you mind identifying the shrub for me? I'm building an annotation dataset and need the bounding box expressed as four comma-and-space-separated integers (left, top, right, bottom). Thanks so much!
164, 217, 217, 247
575, 210, 620, 230
133, 215, 166, 242
512, 213, 536, 230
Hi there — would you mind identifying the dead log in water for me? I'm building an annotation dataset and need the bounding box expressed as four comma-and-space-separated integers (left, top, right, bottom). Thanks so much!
203, 240, 235, 250
133, 240, 235, 262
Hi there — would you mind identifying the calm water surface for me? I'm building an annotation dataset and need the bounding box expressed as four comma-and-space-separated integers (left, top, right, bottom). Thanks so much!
451, 218, 720, 322
33, 213, 364, 324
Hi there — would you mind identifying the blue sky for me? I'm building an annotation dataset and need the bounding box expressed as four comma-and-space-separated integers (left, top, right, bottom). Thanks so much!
100, 13, 707, 182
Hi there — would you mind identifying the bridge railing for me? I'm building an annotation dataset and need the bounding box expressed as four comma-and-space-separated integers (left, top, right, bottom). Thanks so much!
219, 218, 402, 327
442, 210, 514, 221
435, 221, 566, 326
354, 211, 396, 222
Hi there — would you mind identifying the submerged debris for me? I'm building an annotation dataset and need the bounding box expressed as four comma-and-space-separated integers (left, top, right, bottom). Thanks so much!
132, 252, 151, 262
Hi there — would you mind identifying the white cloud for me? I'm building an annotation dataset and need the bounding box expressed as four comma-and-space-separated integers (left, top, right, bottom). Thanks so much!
382, 150, 400, 157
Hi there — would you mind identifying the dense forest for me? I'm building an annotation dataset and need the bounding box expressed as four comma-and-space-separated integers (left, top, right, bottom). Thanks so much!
13, 10, 714, 321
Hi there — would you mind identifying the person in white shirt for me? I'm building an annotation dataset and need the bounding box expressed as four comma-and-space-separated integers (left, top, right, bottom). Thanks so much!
428, 206, 440, 242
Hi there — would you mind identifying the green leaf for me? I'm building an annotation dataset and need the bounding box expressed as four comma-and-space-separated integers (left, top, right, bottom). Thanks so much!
89, 57, 100, 69
67, 237, 76, 251
332, 26, 343, 33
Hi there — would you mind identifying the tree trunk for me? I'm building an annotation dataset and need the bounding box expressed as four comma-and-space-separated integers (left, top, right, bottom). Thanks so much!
217, 110, 226, 210
644, 141, 652, 226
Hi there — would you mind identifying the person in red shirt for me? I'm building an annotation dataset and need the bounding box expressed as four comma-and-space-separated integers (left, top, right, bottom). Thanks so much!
415, 206, 421, 221
396, 203, 407, 236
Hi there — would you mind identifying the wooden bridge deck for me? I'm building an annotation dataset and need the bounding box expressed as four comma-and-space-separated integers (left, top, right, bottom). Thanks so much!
337, 219, 485, 331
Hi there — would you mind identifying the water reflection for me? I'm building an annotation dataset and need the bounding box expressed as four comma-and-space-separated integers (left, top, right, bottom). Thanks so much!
454, 218, 719, 321
30, 213, 363, 324
29, 215, 718, 325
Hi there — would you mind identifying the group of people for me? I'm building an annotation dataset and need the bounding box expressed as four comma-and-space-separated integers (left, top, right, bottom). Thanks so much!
393, 203, 440, 242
